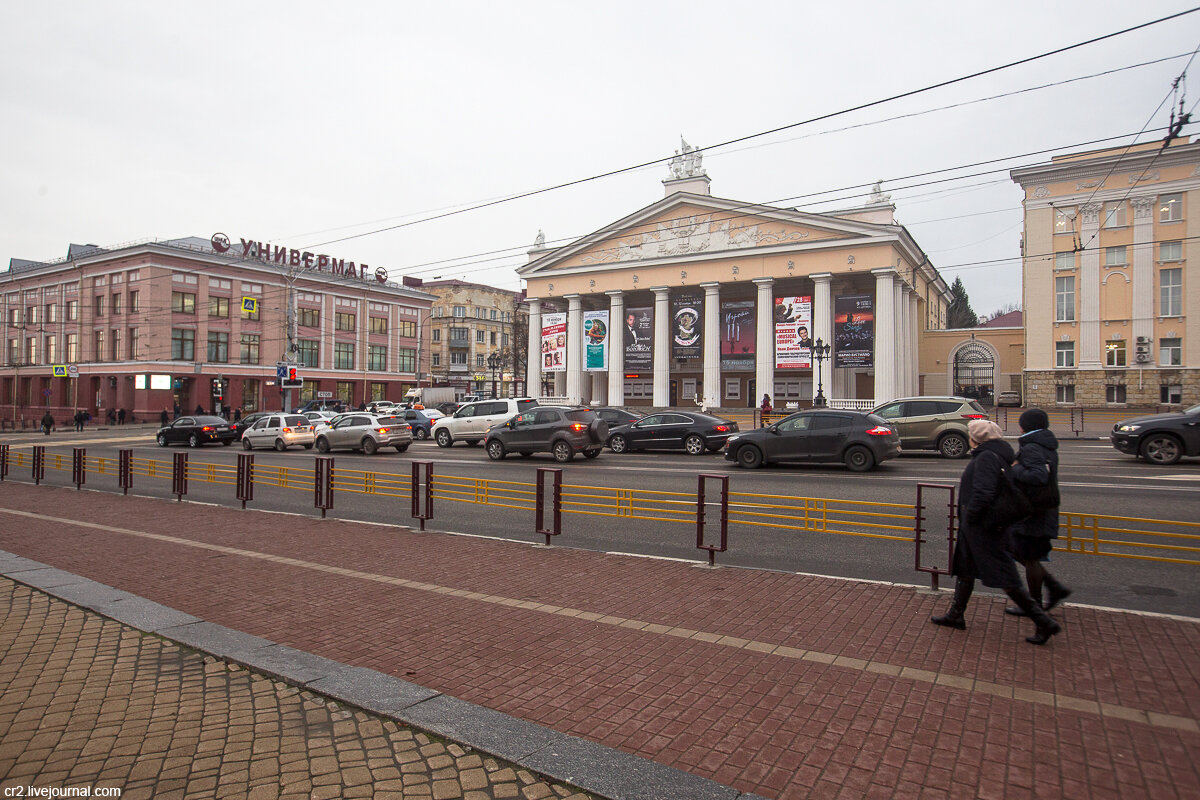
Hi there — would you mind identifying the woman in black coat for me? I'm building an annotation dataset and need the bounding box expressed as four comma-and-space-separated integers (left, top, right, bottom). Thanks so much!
931, 419, 1061, 645
1005, 408, 1071, 616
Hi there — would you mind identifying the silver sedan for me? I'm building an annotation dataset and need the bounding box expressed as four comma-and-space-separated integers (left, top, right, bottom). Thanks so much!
241, 414, 316, 451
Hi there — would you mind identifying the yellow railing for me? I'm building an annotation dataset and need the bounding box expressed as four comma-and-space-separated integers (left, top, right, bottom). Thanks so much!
1058, 513, 1200, 566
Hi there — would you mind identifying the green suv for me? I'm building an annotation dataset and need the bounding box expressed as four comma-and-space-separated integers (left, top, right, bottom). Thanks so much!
871, 396, 988, 458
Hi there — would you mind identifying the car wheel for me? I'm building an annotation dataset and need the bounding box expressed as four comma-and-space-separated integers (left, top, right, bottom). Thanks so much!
435, 428, 452, 447
362, 438, 378, 455
156, 433, 168, 447
736, 445, 763, 469
414, 428, 428, 440
844, 445, 875, 472
274, 439, 287, 452
486, 440, 506, 460
684, 434, 705, 455
1141, 434, 1183, 465
609, 434, 628, 454
242, 438, 253, 451
938, 432, 968, 459
395, 444, 409, 453
583, 448, 600, 459
552, 440, 574, 463
316, 437, 331, 453
188, 434, 199, 448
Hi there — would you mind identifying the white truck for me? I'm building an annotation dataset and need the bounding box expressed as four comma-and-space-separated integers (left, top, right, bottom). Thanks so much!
403, 387, 457, 407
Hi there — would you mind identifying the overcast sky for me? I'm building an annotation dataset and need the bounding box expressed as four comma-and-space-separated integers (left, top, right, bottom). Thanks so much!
3, 2, 1198, 318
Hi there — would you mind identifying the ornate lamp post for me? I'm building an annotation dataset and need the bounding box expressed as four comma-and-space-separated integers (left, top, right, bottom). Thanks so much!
812, 338, 832, 408
487, 350, 501, 399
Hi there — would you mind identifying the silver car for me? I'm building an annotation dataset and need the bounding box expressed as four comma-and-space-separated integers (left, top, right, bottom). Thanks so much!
241, 414, 316, 451
314, 413, 413, 455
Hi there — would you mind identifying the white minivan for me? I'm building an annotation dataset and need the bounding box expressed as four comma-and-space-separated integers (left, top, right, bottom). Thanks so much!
432, 398, 539, 447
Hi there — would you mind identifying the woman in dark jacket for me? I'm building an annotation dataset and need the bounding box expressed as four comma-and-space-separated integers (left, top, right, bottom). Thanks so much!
1005, 408, 1071, 616
931, 419, 1061, 644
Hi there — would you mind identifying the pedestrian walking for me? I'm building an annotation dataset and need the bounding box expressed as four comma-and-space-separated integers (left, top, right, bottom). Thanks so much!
233, 407, 242, 422
117, 408, 126, 425
1005, 408, 1071, 617
106, 408, 116, 425
40, 411, 54, 435
73, 409, 86, 432
930, 419, 1061, 645
194, 404, 204, 415
173, 402, 181, 420
760, 393, 772, 426
160, 409, 169, 426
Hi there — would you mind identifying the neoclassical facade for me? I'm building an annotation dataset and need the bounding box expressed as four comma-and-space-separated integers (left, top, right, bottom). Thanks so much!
519, 156, 951, 409
1011, 139, 1199, 407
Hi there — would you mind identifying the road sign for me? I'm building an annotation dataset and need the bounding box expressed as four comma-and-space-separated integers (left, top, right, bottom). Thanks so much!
67, 364, 79, 377
317, 391, 333, 398
276, 364, 288, 381
42, 388, 52, 397
52, 365, 67, 377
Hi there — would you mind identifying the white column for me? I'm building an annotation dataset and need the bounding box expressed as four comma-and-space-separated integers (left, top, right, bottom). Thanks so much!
909, 291, 920, 395
752, 278, 774, 407
811, 273, 832, 403
700, 282, 721, 410
652, 287, 671, 407
1131, 197, 1156, 349
873, 269, 897, 404
565, 294, 584, 404
893, 280, 906, 398
591, 372, 607, 405
606, 291, 625, 406
526, 299, 542, 399
1079, 203, 1103, 369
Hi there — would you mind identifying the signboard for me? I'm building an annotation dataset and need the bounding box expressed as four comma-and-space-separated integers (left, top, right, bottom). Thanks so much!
774, 295, 813, 369
834, 294, 875, 368
212, 233, 389, 284
541, 312, 567, 373
720, 300, 755, 371
317, 391, 333, 398
583, 310, 609, 371
671, 291, 703, 361
67, 364, 78, 377
623, 307, 653, 371
52, 365, 67, 377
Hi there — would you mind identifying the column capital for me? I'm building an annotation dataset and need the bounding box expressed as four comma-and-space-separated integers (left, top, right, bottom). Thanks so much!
562, 293, 582, 300
871, 267, 898, 278
698, 281, 721, 289
604, 289, 624, 298
751, 277, 775, 287
651, 286, 671, 297
808, 272, 833, 283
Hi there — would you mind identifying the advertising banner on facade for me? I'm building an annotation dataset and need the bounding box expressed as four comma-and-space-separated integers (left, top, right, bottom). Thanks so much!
623, 307, 653, 371
834, 295, 874, 368
720, 300, 755, 371
671, 291, 703, 361
583, 310, 609, 371
774, 295, 813, 369
541, 312, 567, 373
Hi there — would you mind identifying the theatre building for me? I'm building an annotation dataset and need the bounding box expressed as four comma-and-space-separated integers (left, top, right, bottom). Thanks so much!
1, 236, 433, 425
519, 147, 952, 409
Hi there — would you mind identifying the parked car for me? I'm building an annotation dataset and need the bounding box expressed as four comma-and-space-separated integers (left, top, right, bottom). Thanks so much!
432, 398, 539, 447
871, 396, 988, 458
231, 410, 273, 436
483, 406, 608, 462
389, 408, 443, 440
725, 410, 900, 471
156, 415, 240, 448
366, 400, 399, 413
590, 406, 643, 429
996, 391, 1022, 407
1111, 403, 1200, 465
241, 414, 315, 451
294, 399, 345, 414
606, 411, 738, 455
314, 413, 413, 454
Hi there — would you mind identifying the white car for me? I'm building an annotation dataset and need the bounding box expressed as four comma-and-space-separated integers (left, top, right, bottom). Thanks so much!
241, 414, 316, 451
432, 398, 539, 447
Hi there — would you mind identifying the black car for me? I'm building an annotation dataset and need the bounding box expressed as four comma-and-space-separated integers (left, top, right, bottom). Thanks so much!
156, 415, 240, 448
1111, 403, 1200, 465
723, 409, 900, 472
231, 410, 273, 437
483, 406, 608, 462
590, 406, 643, 428
607, 411, 738, 455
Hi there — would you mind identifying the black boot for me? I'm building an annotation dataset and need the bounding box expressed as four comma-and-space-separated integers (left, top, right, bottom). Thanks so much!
1005, 587, 1061, 645
1043, 573, 1072, 611
931, 577, 974, 630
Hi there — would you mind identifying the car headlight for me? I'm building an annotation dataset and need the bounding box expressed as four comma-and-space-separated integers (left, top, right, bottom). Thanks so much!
1117, 424, 1141, 432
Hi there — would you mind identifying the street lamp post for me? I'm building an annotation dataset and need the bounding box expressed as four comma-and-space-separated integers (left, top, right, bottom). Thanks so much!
487, 350, 500, 399
812, 338, 832, 408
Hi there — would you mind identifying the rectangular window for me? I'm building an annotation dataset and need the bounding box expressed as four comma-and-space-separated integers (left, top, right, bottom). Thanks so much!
490, 331, 497, 345
1055, 385, 1075, 404
334, 342, 354, 369
110, 329, 120, 361
1055, 341, 1075, 368
298, 308, 320, 328
66, 333, 78, 362
1054, 209, 1072, 233
94, 295, 105, 317
128, 290, 139, 312
369, 317, 387, 335
453, 306, 466, 318
725, 378, 741, 400
1105, 339, 1126, 367
128, 328, 139, 360
1055, 276, 1075, 322
6, 339, 16, 366
26, 337, 37, 365
66, 300, 78, 321
449, 327, 468, 345
397, 320, 416, 337
1106, 384, 1127, 404
1160, 268, 1182, 316
172, 292, 196, 314
171, 329, 194, 361
431, 353, 441, 367
1104, 246, 1127, 267
397, 347, 416, 372
1054, 252, 1074, 271
208, 296, 230, 318
45, 303, 57, 322
475, 353, 485, 367
93, 331, 104, 360
111, 293, 122, 315
476, 330, 485, 344
335, 312, 356, 331
1160, 241, 1182, 262
1103, 202, 1126, 228
45, 335, 56, 364
240, 334, 260, 365
368, 345, 387, 371
432, 329, 441, 342
502, 333, 509, 347
298, 339, 319, 368
1159, 192, 1183, 222
1160, 337, 1182, 366
1161, 384, 1183, 404
450, 351, 467, 366
207, 331, 229, 363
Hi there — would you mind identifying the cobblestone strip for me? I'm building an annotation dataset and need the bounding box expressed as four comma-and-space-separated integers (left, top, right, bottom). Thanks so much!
0, 579, 593, 800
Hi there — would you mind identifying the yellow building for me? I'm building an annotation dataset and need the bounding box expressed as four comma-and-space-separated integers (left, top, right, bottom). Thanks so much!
421, 280, 523, 398
1011, 139, 1199, 408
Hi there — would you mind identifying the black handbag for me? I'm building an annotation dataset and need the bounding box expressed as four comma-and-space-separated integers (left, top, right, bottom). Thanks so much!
988, 452, 1033, 529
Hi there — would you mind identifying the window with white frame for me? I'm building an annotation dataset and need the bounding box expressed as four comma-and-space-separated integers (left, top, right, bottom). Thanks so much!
1055, 276, 1075, 321
1161, 384, 1182, 404
1160, 337, 1182, 366
475, 353, 485, 367
449, 351, 467, 365
1103, 202, 1127, 228
1105, 339, 1126, 367
334, 342, 355, 369
1160, 268, 1182, 316
1055, 341, 1075, 368
1160, 240, 1182, 261
1054, 208, 1072, 234
453, 306, 465, 317
476, 330, 485, 344
1106, 384, 1127, 404
1159, 192, 1183, 222
1055, 385, 1075, 404
431, 353, 441, 367
1104, 246, 1127, 267
1054, 252, 1075, 271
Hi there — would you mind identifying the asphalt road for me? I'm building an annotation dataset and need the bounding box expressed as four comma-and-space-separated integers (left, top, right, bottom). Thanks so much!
3, 426, 1198, 617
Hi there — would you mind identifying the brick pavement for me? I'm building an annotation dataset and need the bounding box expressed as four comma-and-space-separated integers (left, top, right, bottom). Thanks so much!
0, 482, 1198, 799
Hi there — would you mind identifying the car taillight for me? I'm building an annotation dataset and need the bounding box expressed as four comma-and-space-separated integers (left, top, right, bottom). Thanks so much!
712, 424, 730, 432
570, 422, 586, 432
866, 426, 893, 436
201, 426, 213, 431
376, 427, 389, 434
962, 414, 987, 420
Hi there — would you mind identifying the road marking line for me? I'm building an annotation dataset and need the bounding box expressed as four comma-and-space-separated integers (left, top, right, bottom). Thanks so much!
1, 505, 1195, 734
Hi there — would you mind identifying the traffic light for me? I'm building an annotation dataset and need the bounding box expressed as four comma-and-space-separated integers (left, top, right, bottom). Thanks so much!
280, 366, 303, 389
211, 378, 224, 404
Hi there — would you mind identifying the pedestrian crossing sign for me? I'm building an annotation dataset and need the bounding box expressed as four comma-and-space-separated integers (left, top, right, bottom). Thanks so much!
52, 365, 67, 377
242, 297, 258, 314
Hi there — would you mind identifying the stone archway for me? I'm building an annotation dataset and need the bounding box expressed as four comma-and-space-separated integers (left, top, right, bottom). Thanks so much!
951, 339, 996, 406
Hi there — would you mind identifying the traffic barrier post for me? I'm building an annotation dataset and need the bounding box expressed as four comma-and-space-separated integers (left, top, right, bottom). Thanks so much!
696, 474, 730, 567
172, 452, 188, 501
1071, 406, 1085, 438
915, 483, 956, 590
32, 445, 45, 485
72, 448, 86, 490
236, 453, 254, 509
118, 450, 132, 495
315, 457, 334, 518
535, 467, 562, 545
411, 461, 433, 531
0, 443, 8, 481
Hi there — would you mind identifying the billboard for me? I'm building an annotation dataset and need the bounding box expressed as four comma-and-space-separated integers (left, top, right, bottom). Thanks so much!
671, 291, 703, 361
623, 306, 653, 371
720, 300, 755, 371
541, 312, 566, 373
774, 295, 812, 369
583, 310, 609, 371
834, 295, 874, 368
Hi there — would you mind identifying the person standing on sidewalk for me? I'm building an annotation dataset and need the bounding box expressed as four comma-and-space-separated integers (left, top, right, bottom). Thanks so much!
930, 419, 1061, 645
160, 409, 169, 426
1005, 408, 1071, 617
73, 409, 86, 432
40, 410, 54, 435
